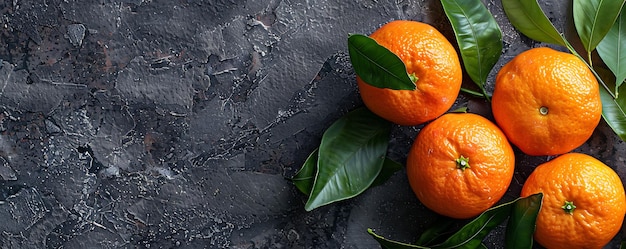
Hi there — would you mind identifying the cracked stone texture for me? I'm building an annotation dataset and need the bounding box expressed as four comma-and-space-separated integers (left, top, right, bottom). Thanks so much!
0, 0, 624, 248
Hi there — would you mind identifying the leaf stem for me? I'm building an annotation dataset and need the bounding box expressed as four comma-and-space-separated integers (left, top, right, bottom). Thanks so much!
481, 87, 492, 102
564, 39, 616, 99
461, 87, 491, 98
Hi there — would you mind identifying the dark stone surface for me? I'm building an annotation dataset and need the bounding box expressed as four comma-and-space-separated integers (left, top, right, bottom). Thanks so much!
0, 0, 623, 248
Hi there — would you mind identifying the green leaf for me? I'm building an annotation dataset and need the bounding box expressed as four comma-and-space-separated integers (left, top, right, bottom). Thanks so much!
600, 81, 626, 141
292, 149, 403, 196
305, 107, 391, 211
597, 11, 626, 95
573, 0, 626, 58
432, 198, 520, 249
440, 0, 502, 99
371, 158, 404, 187
501, 0, 567, 47
347, 34, 416, 90
367, 229, 430, 249
505, 193, 543, 249
449, 106, 469, 113
369, 197, 539, 249
476, 244, 488, 249
415, 218, 456, 246
292, 148, 319, 196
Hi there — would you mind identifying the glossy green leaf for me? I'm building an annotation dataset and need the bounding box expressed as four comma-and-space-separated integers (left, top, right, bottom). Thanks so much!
371, 158, 404, 186
597, 11, 626, 94
292, 149, 403, 196
348, 34, 416, 90
441, 0, 502, 99
620, 241, 626, 249
367, 229, 429, 249
369, 197, 539, 249
292, 148, 319, 195
505, 193, 543, 249
432, 198, 520, 249
600, 80, 626, 141
502, 0, 566, 47
305, 107, 391, 211
415, 218, 455, 246
573, 0, 626, 57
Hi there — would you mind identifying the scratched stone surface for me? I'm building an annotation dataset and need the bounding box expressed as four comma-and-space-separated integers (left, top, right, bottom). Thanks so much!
0, 0, 624, 248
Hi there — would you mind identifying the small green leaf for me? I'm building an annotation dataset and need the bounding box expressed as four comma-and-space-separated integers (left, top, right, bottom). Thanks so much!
505, 193, 543, 249
597, 11, 626, 95
449, 106, 468, 113
432, 198, 520, 249
292, 149, 403, 196
441, 0, 502, 99
415, 218, 456, 246
600, 81, 626, 141
348, 34, 416, 90
367, 229, 430, 249
573, 0, 626, 59
502, 0, 567, 47
292, 148, 318, 196
305, 107, 391, 211
371, 158, 404, 187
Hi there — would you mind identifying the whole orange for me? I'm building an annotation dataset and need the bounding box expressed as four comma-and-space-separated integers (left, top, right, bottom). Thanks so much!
357, 20, 462, 126
521, 153, 626, 249
491, 47, 602, 156
406, 113, 515, 219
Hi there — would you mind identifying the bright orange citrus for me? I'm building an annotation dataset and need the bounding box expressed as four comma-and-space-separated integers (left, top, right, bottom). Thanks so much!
357, 20, 462, 126
521, 153, 626, 249
406, 113, 515, 219
491, 47, 602, 156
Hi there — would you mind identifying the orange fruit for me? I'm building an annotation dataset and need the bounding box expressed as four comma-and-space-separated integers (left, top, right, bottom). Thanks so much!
521, 153, 626, 249
406, 113, 515, 219
357, 20, 462, 126
491, 47, 602, 156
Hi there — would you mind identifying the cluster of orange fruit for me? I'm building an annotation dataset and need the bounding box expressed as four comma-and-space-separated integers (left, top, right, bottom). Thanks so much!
358, 20, 626, 248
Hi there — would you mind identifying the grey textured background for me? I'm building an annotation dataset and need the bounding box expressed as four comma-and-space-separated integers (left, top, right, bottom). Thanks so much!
0, 0, 624, 248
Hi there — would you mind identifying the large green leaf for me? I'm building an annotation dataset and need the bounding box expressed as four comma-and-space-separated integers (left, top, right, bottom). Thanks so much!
597, 11, 626, 95
367, 229, 429, 249
431, 198, 520, 249
305, 107, 391, 211
440, 0, 502, 99
501, 0, 567, 47
505, 193, 543, 249
573, 0, 626, 58
292, 149, 403, 196
347, 34, 416, 90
